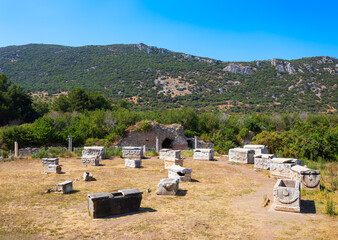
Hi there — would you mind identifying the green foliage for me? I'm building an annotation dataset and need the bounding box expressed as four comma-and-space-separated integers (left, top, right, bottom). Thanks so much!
105, 147, 122, 158
31, 148, 49, 159
85, 138, 109, 146
135, 121, 151, 132
325, 194, 336, 216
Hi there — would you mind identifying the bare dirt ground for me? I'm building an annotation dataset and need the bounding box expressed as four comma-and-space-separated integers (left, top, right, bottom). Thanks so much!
0, 156, 337, 239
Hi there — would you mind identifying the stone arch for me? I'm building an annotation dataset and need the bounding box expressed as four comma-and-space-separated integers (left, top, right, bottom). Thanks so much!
162, 138, 173, 148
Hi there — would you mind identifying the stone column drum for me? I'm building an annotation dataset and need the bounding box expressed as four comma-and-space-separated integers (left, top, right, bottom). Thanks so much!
290, 165, 320, 190
273, 179, 300, 213
228, 148, 255, 164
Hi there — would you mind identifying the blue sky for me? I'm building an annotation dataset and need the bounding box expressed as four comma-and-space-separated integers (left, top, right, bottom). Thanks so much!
0, 0, 337, 61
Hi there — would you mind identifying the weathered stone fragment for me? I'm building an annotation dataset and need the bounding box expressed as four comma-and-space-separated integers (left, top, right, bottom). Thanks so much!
83, 146, 105, 159
87, 189, 143, 218
81, 154, 100, 166
125, 159, 142, 168
228, 148, 255, 164
42, 158, 59, 166
19, 147, 40, 156
254, 154, 275, 170
168, 165, 192, 182
156, 178, 179, 195
83, 172, 94, 181
164, 158, 183, 169
290, 165, 320, 190
193, 148, 214, 161
273, 179, 300, 213
45, 164, 62, 174
55, 181, 73, 194
243, 145, 268, 154
270, 158, 301, 178
159, 149, 181, 160
122, 147, 144, 159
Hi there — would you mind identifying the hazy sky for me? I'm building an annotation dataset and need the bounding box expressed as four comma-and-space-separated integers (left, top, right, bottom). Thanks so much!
0, 0, 337, 61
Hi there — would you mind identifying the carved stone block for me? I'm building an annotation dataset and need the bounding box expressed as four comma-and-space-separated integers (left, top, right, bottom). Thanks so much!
270, 158, 301, 178
42, 158, 59, 166
55, 181, 73, 194
193, 148, 214, 161
83, 146, 105, 159
87, 189, 143, 218
254, 154, 275, 170
159, 149, 181, 160
164, 158, 183, 169
45, 164, 62, 173
243, 145, 268, 154
273, 179, 300, 213
228, 148, 255, 164
81, 155, 100, 166
156, 178, 179, 195
83, 172, 94, 181
168, 165, 192, 182
125, 159, 142, 168
290, 165, 320, 190
122, 147, 144, 159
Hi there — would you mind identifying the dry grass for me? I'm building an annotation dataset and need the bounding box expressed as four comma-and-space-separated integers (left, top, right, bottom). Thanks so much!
0, 156, 337, 239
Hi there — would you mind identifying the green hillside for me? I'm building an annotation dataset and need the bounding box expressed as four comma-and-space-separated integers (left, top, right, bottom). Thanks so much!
0, 43, 337, 112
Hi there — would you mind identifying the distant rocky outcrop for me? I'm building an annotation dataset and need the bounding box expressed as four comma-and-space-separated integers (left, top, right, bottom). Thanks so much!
223, 63, 254, 74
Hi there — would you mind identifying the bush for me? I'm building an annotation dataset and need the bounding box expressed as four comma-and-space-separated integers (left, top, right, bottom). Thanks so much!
85, 138, 109, 146
31, 148, 49, 159
135, 121, 151, 132
105, 147, 122, 158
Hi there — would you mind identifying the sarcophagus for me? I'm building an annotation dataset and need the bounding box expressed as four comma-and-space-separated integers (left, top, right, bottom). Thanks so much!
270, 158, 301, 178
290, 165, 320, 190
164, 158, 183, 169
168, 165, 192, 182
156, 178, 179, 195
45, 164, 62, 173
159, 149, 181, 160
87, 189, 143, 218
254, 154, 275, 170
229, 148, 255, 164
81, 154, 100, 166
273, 179, 300, 213
122, 147, 144, 159
83, 146, 105, 159
125, 159, 142, 168
55, 181, 73, 194
243, 145, 268, 154
42, 158, 59, 166
193, 148, 214, 161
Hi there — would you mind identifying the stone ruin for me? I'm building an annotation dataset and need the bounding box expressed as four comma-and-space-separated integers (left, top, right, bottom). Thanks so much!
87, 189, 143, 218
81, 154, 100, 166
254, 154, 276, 170
122, 147, 144, 159
290, 165, 320, 190
270, 158, 301, 178
83, 146, 105, 159
193, 148, 214, 161
45, 164, 62, 174
55, 181, 73, 194
272, 179, 300, 213
168, 165, 192, 182
156, 178, 179, 195
125, 159, 142, 168
83, 172, 94, 181
19, 147, 40, 156
243, 145, 268, 155
42, 158, 59, 166
228, 148, 255, 164
160, 149, 183, 169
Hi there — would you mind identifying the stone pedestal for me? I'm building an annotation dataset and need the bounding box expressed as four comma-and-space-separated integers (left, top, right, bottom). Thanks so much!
42, 158, 59, 166
273, 179, 300, 213
290, 165, 320, 190
45, 164, 62, 174
254, 154, 275, 170
193, 148, 214, 161
243, 145, 268, 154
81, 155, 100, 166
229, 148, 255, 164
168, 165, 192, 182
125, 159, 142, 168
87, 189, 143, 218
83, 172, 94, 181
270, 158, 301, 178
83, 146, 105, 159
156, 178, 179, 195
55, 181, 73, 194
122, 147, 144, 159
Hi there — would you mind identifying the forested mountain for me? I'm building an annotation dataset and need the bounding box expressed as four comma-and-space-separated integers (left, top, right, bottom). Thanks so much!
0, 43, 337, 112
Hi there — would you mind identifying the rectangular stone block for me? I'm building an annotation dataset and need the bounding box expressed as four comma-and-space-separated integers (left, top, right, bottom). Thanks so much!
81, 155, 100, 166
193, 148, 214, 161
125, 159, 142, 168
122, 147, 144, 159
243, 145, 268, 154
273, 179, 300, 213
42, 158, 59, 166
83, 146, 105, 159
55, 181, 73, 194
156, 178, 179, 195
168, 165, 192, 182
45, 164, 62, 174
229, 148, 255, 164
270, 158, 301, 178
159, 149, 181, 160
254, 154, 275, 170
164, 158, 183, 169
290, 165, 320, 190
87, 189, 143, 218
